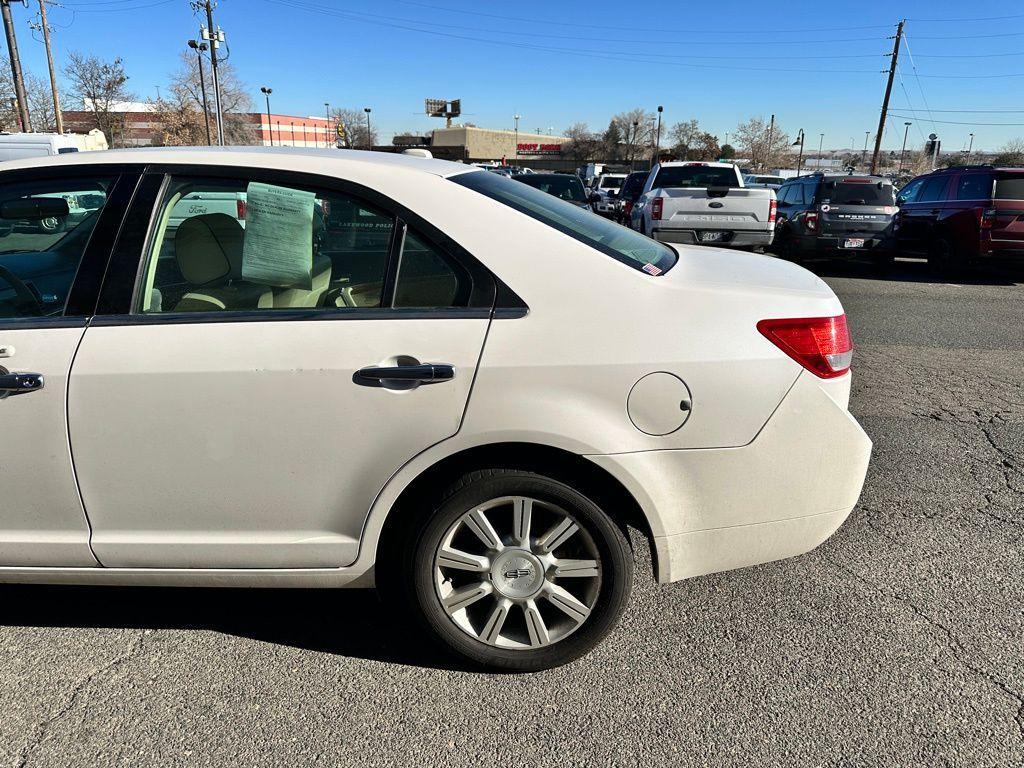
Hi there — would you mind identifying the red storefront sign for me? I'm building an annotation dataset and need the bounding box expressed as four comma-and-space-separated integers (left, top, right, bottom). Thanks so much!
516, 142, 562, 155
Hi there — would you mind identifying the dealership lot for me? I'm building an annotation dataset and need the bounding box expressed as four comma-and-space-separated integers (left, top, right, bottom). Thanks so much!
0, 258, 1021, 767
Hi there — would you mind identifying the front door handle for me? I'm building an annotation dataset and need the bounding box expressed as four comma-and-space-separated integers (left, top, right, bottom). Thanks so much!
353, 363, 454, 388
0, 369, 44, 398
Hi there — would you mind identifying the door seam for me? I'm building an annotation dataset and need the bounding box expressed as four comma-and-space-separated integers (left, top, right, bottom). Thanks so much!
65, 315, 102, 566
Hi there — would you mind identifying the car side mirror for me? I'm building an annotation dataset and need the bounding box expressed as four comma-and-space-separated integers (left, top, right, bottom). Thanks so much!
0, 197, 70, 221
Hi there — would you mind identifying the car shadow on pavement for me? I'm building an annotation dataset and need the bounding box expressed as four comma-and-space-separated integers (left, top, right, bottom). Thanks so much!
805, 257, 1024, 286
0, 584, 470, 672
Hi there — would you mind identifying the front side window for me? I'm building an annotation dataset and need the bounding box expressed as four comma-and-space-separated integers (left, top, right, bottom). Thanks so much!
0, 175, 114, 319
896, 177, 925, 205
451, 170, 677, 275
917, 177, 948, 204
139, 176, 394, 313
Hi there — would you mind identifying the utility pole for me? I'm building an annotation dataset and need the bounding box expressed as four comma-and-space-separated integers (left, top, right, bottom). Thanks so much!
35, 0, 62, 133
871, 19, 904, 175
862, 131, 870, 165
765, 114, 775, 172
196, 1, 225, 145
1, 0, 31, 132
513, 114, 519, 168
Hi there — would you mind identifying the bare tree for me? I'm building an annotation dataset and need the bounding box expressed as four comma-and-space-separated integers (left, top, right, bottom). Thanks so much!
611, 108, 655, 162
667, 118, 720, 161
992, 138, 1024, 167
332, 107, 377, 149
63, 52, 133, 146
0, 69, 58, 132
733, 116, 791, 171
564, 122, 601, 163
167, 51, 255, 145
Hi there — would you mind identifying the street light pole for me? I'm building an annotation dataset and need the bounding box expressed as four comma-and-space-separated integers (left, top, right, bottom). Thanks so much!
793, 129, 805, 177
324, 102, 330, 148
364, 107, 372, 150
513, 114, 520, 168
898, 121, 911, 174
966, 132, 974, 165
260, 86, 272, 146
653, 105, 663, 166
862, 130, 870, 166
188, 40, 212, 146
817, 133, 824, 171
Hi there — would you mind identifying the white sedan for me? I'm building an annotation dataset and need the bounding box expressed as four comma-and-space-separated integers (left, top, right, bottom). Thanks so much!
0, 148, 870, 671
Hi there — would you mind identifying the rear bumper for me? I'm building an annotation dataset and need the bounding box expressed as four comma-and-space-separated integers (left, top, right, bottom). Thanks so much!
587, 372, 871, 583
653, 228, 774, 248
796, 233, 890, 256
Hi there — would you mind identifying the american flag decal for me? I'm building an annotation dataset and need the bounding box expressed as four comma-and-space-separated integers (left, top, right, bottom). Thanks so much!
642, 262, 662, 275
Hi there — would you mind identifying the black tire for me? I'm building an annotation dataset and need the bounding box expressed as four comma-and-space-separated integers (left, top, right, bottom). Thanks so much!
400, 469, 633, 672
928, 235, 965, 279
777, 231, 802, 263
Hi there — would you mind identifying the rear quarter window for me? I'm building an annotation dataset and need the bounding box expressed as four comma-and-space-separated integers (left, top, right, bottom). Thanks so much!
995, 176, 1024, 200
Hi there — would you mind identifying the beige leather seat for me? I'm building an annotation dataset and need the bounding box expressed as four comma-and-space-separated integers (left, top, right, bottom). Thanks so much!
173, 213, 266, 312
257, 255, 333, 309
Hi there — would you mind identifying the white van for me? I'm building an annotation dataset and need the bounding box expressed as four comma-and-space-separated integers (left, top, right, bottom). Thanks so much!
0, 132, 105, 163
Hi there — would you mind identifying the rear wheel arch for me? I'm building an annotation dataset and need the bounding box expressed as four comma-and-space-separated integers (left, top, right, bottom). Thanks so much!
374, 442, 656, 578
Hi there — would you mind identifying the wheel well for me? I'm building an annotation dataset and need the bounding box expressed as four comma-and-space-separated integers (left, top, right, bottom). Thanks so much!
375, 442, 656, 577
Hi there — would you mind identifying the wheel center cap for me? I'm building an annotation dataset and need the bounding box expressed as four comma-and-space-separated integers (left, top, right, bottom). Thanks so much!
490, 549, 544, 600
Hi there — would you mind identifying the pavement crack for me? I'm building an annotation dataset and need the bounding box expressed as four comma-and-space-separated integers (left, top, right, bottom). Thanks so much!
14, 630, 149, 768
824, 556, 1024, 745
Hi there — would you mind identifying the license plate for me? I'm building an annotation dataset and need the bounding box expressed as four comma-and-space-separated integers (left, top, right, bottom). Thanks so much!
843, 238, 865, 249
700, 231, 725, 242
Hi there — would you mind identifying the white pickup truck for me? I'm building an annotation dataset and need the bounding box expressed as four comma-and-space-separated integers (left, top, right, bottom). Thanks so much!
630, 161, 776, 250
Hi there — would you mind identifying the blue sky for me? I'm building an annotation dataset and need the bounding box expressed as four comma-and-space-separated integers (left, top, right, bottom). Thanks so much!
10, 0, 1024, 151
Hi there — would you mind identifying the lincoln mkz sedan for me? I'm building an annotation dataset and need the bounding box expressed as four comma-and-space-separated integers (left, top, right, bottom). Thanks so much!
0, 148, 871, 671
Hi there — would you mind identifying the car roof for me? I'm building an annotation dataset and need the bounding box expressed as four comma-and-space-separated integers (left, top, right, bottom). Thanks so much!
0, 146, 475, 179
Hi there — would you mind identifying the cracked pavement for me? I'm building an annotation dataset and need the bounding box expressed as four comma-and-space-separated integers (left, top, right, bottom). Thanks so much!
1, 259, 1022, 767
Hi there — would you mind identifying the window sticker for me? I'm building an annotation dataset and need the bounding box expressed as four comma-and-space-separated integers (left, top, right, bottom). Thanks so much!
241, 182, 316, 288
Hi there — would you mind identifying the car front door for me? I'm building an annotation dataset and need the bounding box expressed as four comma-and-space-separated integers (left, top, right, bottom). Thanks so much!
68, 168, 496, 569
0, 166, 137, 566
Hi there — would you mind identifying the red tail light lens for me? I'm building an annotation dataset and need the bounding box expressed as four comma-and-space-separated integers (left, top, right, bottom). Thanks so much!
651, 197, 663, 221
236, 199, 247, 220
768, 198, 777, 224
624, 201, 633, 216
757, 314, 853, 379
804, 211, 819, 232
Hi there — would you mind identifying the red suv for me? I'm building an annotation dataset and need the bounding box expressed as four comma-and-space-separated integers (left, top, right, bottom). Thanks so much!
893, 166, 1024, 274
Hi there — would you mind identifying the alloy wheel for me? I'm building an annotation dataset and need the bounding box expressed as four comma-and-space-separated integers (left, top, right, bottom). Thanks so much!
432, 495, 602, 650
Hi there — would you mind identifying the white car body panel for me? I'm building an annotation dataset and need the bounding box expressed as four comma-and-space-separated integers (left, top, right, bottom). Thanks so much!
0, 148, 870, 589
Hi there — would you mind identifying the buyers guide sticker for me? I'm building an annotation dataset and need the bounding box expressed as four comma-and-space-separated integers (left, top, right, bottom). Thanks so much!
241, 182, 316, 288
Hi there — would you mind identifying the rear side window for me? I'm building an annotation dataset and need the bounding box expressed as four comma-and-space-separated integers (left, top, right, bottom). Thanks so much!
995, 176, 1024, 200
452, 170, 677, 275
652, 166, 738, 189
957, 174, 992, 200
394, 228, 475, 308
0, 175, 114, 319
820, 179, 895, 205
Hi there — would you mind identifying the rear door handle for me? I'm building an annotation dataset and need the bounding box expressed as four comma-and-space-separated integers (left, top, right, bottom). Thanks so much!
353, 363, 454, 387
0, 370, 44, 398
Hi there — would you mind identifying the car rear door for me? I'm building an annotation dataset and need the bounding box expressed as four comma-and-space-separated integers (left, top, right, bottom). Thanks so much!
0, 165, 137, 566
991, 173, 1024, 251
67, 167, 496, 569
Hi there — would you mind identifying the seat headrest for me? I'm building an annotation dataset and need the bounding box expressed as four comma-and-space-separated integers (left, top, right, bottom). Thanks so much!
174, 213, 244, 286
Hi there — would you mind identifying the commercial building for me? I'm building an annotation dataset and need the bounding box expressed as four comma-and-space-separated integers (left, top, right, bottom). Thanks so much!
417, 126, 572, 167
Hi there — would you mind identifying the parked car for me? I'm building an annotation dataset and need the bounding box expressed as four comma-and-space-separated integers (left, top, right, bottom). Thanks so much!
513, 172, 594, 210
0, 148, 870, 672
631, 161, 776, 251
591, 173, 627, 218
772, 173, 896, 263
743, 174, 786, 190
616, 171, 649, 224
893, 165, 1024, 274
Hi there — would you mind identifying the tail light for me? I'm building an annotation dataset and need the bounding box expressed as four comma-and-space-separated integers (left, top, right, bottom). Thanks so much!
236, 198, 247, 220
768, 198, 777, 225
651, 197, 663, 221
981, 207, 996, 230
757, 314, 853, 379
804, 211, 819, 232
624, 201, 634, 217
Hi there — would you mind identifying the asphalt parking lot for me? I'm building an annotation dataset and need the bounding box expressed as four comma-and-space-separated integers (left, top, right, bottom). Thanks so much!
1, 258, 1022, 767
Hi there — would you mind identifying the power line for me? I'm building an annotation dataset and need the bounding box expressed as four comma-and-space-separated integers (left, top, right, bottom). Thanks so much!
905, 12, 1024, 22
53, 0, 176, 11
889, 108, 1024, 113
900, 35, 937, 135
888, 114, 1024, 126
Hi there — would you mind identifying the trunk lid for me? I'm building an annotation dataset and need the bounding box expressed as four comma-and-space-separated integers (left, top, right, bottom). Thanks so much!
658, 187, 774, 232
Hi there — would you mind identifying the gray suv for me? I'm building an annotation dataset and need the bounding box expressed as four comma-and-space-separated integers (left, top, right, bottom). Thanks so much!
773, 173, 896, 263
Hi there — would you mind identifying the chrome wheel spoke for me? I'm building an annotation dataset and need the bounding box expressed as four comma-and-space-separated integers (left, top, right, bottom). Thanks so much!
544, 583, 591, 624
512, 497, 533, 547
536, 516, 579, 554
466, 508, 503, 551
523, 599, 550, 647
437, 545, 490, 573
442, 582, 492, 615
481, 598, 512, 645
553, 558, 600, 578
